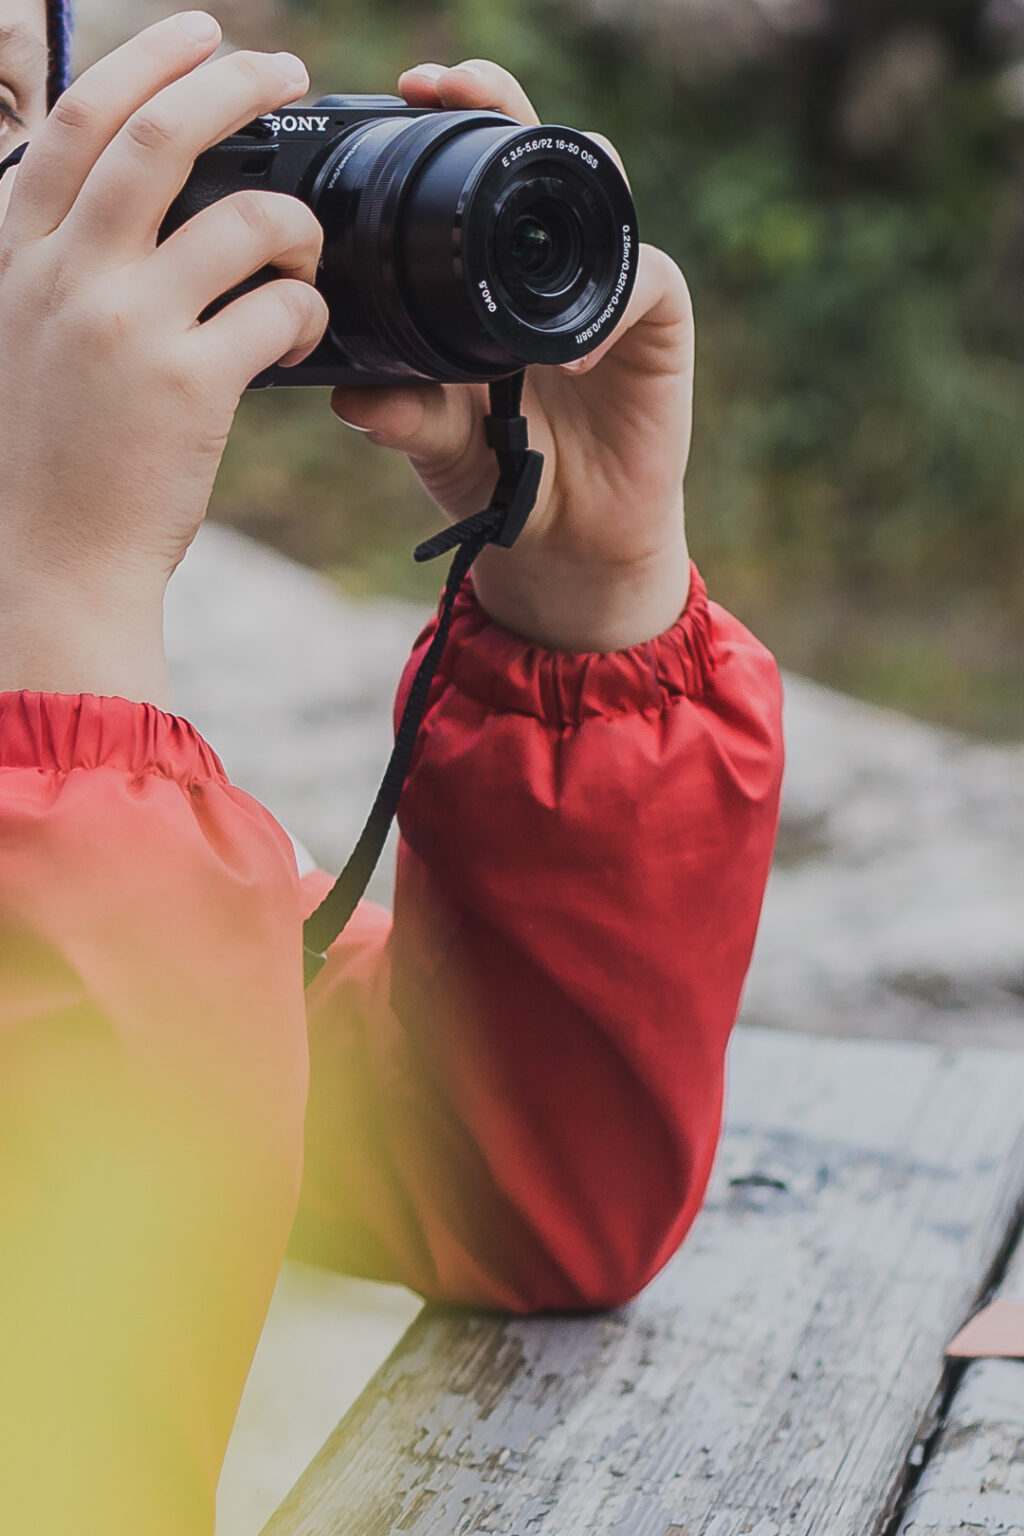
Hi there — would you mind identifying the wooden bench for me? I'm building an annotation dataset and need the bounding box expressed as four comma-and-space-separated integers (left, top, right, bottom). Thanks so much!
258, 1026, 1024, 1536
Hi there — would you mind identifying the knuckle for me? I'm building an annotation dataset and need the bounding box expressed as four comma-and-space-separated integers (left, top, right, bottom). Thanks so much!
71, 294, 135, 351
27, 256, 74, 321
294, 202, 325, 257
229, 189, 277, 242
51, 89, 102, 135
276, 280, 318, 325
233, 192, 322, 260
455, 57, 498, 85
278, 281, 327, 340
295, 197, 323, 236
231, 50, 276, 90
136, 24, 172, 60
134, 23, 182, 72
125, 106, 177, 154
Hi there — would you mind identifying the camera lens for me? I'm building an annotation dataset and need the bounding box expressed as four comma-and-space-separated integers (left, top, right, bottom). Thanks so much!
511, 216, 553, 276
311, 111, 639, 382
500, 197, 585, 299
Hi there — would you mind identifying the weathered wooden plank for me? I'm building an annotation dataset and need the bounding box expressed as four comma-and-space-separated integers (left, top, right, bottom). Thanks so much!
262, 1028, 1024, 1536
896, 1201, 1024, 1534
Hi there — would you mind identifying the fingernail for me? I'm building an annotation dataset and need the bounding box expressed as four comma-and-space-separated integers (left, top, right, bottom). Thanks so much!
403, 62, 446, 81
562, 358, 588, 373
455, 61, 487, 79
275, 52, 309, 89
177, 11, 221, 43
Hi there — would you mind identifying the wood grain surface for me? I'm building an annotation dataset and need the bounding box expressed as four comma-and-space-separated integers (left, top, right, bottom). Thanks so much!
262, 1028, 1024, 1536
897, 1195, 1024, 1534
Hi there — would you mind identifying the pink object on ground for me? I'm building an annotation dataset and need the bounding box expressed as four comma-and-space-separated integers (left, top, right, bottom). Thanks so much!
946, 1300, 1024, 1359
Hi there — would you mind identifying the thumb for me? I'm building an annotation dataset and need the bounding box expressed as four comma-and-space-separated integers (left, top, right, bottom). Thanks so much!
556, 243, 693, 379
330, 382, 478, 469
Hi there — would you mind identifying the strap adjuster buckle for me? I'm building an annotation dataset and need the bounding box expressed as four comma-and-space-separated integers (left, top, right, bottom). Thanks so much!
489, 449, 544, 549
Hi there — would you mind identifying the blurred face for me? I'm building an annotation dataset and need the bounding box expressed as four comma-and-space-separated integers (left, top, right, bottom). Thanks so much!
0, 0, 48, 223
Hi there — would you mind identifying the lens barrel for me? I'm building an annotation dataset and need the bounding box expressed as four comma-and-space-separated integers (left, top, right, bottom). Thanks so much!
309, 111, 639, 383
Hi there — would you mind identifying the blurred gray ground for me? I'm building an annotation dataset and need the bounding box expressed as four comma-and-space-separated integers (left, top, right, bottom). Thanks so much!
165, 526, 1023, 1536
755, 677, 1024, 1048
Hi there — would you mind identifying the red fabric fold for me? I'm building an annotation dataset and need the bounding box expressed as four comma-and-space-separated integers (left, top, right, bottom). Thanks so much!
0, 692, 227, 782
401, 562, 714, 730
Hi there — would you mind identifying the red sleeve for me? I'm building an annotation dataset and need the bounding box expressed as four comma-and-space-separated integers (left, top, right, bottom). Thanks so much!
0, 694, 309, 1536
292, 565, 784, 1311
0, 566, 780, 1527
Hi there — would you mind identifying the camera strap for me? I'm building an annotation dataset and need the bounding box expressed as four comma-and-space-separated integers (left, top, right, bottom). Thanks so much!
302, 369, 543, 985
0, 142, 29, 182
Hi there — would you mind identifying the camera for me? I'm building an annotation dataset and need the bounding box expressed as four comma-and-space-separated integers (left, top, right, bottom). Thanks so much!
162, 95, 640, 389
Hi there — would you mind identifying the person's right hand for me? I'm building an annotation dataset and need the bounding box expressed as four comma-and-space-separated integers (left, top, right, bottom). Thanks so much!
0, 12, 328, 704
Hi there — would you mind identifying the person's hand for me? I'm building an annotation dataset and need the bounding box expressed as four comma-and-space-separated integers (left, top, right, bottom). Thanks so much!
0, 12, 328, 704
331, 61, 694, 653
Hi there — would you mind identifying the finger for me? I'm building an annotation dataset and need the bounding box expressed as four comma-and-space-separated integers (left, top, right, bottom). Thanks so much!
557, 244, 693, 376
395, 61, 447, 106
3, 11, 223, 242
331, 382, 476, 468
141, 190, 323, 321
196, 279, 329, 392
64, 49, 310, 257
398, 59, 541, 127
583, 130, 632, 190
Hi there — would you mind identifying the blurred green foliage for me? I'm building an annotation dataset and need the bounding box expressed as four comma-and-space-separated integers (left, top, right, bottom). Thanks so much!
212, 0, 1024, 736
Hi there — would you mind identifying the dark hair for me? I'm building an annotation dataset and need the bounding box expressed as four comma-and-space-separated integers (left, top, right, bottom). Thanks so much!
47, 0, 72, 103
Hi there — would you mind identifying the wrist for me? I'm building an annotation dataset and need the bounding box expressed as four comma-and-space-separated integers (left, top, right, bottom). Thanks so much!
470, 534, 692, 654
0, 578, 172, 708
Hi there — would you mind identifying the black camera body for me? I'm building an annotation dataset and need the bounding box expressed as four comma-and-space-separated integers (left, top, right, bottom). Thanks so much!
163, 95, 639, 389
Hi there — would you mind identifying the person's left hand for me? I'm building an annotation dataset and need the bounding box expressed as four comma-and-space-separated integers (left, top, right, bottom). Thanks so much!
330, 60, 695, 653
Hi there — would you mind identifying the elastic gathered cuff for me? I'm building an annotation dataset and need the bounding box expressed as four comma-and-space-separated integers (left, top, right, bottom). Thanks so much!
436, 562, 715, 728
0, 692, 228, 784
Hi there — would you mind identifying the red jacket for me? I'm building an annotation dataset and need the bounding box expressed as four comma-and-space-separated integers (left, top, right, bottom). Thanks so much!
0, 567, 782, 1535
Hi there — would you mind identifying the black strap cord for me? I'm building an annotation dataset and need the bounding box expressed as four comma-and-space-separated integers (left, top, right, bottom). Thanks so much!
0, 142, 29, 182
302, 370, 543, 985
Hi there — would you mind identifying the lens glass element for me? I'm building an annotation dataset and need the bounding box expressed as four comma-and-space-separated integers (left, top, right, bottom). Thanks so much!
511, 216, 552, 275
491, 177, 596, 319
502, 197, 585, 298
